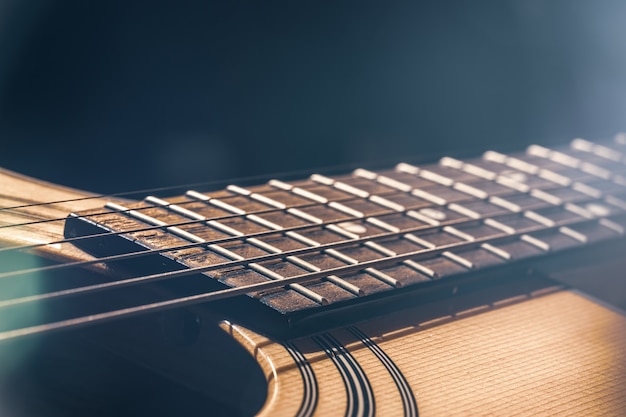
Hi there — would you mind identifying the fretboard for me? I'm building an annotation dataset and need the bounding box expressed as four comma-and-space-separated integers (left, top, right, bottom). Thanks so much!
65, 137, 626, 331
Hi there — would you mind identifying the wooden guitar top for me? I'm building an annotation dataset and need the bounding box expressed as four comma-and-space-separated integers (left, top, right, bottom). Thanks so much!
225, 287, 626, 416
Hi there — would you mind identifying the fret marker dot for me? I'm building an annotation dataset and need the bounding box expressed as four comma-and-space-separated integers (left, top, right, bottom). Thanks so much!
419, 208, 447, 221
500, 170, 527, 183
337, 222, 367, 235
585, 203, 610, 217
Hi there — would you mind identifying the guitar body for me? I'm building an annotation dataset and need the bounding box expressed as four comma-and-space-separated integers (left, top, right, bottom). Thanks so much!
227, 287, 626, 416
85, 266, 626, 416
2, 136, 626, 416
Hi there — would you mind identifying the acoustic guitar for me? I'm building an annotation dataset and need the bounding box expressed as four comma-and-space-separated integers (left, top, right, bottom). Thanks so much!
1, 135, 626, 416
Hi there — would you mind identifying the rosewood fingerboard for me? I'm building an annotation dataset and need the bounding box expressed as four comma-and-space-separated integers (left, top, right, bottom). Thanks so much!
63, 138, 626, 335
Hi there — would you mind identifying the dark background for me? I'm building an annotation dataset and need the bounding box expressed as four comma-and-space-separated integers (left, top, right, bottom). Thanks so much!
1, 1, 626, 193
2, 2, 626, 416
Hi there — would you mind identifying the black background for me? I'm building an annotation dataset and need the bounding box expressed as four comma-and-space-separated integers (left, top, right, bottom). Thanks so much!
1, 1, 626, 193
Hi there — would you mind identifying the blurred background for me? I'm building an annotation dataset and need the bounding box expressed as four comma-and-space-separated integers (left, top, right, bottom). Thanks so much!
1, 0, 625, 193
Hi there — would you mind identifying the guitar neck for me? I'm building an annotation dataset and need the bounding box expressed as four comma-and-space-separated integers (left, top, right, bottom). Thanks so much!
42, 136, 626, 338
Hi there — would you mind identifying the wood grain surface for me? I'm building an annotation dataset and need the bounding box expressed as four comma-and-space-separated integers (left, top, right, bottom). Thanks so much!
225, 287, 626, 416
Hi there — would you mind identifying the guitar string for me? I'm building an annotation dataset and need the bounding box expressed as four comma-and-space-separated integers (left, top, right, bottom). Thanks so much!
0, 186, 396, 252
0, 180, 351, 230
2, 136, 623, 217
2, 147, 624, 290
0, 162, 368, 212
0, 140, 624, 339
6, 137, 623, 229
1, 157, 618, 280
4, 136, 624, 258
0, 210, 619, 342
2, 137, 623, 238
0, 208, 617, 311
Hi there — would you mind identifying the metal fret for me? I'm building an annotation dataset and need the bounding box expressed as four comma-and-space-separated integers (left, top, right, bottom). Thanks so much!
296, 155, 613, 274
571, 138, 624, 163
287, 176, 477, 282
480, 242, 512, 260
443, 226, 476, 242
559, 226, 588, 243
354, 162, 554, 268
599, 218, 624, 235
441, 251, 474, 269
331, 170, 480, 276
265, 180, 422, 289
527, 144, 620, 181
480, 148, 626, 242
434, 151, 612, 254
45, 138, 624, 328
230, 184, 404, 293
520, 234, 550, 251
186, 191, 365, 296
137, 197, 330, 305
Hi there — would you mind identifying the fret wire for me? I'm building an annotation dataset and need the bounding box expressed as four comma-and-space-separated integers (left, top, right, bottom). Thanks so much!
599, 218, 625, 235
109, 200, 329, 306
310, 174, 370, 199
3, 154, 619, 284
520, 234, 551, 251
16, 163, 523, 289
523, 211, 556, 227
570, 138, 626, 162
396, 162, 419, 175
310, 172, 399, 210
563, 203, 594, 219
366, 217, 401, 232
388, 161, 532, 204
527, 144, 618, 180
439, 156, 497, 181
0, 154, 619, 268
0, 193, 621, 313
1, 173, 407, 251
0, 195, 463, 280
486, 148, 625, 211
418, 169, 455, 186
44, 161, 624, 288
262, 181, 411, 289
1, 188, 378, 255
405, 210, 442, 225
480, 243, 512, 260
484, 218, 516, 235
443, 226, 476, 242
403, 233, 436, 249
363, 241, 396, 257
307, 172, 480, 283
570, 139, 626, 174
3, 162, 419, 236
448, 203, 481, 219
1, 142, 625, 337
442, 251, 474, 269
401, 259, 437, 278
453, 182, 488, 199
559, 226, 588, 243
529, 189, 562, 206
479, 148, 626, 245
187, 190, 364, 297
0, 175, 330, 230
429, 150, 605, 247
362, 158, 620, 269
